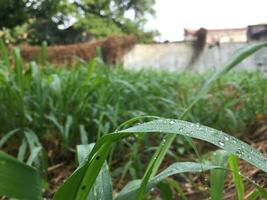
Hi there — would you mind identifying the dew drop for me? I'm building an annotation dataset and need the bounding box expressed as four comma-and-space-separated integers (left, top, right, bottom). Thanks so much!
178, 127, 184, 131
170, 120, 175, 125
218, 141, 225, 147
224, 136, 229, 141
198, 126, 203, 131
236, 149, 244, 156
81, 185, 86, 190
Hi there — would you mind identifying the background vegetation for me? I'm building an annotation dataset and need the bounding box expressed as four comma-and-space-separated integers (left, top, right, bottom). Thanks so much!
0, 0, 157, 45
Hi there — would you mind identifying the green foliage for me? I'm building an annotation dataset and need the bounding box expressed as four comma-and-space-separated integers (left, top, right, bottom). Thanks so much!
0, 0, 157, 44
0, 41, 266, 148
0, 0, 28, 29
0, 151, 42, 200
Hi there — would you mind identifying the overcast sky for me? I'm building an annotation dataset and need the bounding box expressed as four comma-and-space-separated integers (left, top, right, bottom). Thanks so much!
145, 0, 267, 41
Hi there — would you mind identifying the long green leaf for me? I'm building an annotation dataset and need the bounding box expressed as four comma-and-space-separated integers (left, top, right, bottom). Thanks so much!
0, 151, 42, 200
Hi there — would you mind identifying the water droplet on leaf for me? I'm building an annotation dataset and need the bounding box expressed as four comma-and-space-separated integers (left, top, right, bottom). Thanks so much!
218, 141, 225, 147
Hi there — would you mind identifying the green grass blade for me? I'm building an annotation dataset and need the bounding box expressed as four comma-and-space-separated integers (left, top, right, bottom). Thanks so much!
0, 129, 19, 148
76, 144, 113, 200
0, 151, 42, 200
41, 41, 47, 66
248, 190, 260, 200
79, 125, 89, 145
119, 119, 267, 172
115, 162, 219, 200
228, 155, 245, 200
210, 150, 229, 200
0, 39, 10, 68
13, 48, 24, 90
17, 138, 27, 162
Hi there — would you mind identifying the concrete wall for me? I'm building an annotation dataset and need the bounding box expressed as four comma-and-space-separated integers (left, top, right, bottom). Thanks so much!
123, 41, 267, 73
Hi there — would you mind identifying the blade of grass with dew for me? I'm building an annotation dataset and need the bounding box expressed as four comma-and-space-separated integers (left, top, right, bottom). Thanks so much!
54, 118, 267, 200
0, 151, 42, 200
228, 155, 245, 200
136, 42, 267, 199
210, 150, 229, 200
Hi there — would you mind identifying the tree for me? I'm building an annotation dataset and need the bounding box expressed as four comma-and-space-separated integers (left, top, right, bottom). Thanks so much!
0, 0, 28, 29
0, 0, 157, 44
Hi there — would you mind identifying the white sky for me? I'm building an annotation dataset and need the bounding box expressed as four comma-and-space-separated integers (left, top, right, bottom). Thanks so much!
145, 0, 267, 41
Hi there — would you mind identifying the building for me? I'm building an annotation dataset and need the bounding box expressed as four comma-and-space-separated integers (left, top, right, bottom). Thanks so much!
184, 27, 247, 44
247, 24, 267, 41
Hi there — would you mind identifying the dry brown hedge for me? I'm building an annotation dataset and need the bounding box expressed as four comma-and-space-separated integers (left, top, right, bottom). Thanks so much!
18, 34, 136, 65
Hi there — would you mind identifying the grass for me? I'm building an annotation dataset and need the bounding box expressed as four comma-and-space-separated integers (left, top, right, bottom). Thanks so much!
0, 41, 267, 199
0, 56, 266, 144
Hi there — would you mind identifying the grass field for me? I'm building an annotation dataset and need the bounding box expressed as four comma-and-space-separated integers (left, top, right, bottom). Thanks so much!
1, 42, 267, 199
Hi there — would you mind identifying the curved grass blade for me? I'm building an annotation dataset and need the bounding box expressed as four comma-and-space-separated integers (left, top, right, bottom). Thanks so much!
54, 118, 267, 200
119, 119, 267, 173
137, 42, 267, 199
115, 162, 220, 200
0, 151, 42, 200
